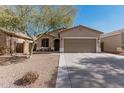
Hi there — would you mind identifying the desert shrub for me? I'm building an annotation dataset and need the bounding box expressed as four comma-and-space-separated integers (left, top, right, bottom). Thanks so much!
14, 71, 39, 86
22, 71, 39, 85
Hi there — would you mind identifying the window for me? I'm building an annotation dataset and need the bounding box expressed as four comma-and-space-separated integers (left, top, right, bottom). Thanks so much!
42, 38, 49, 47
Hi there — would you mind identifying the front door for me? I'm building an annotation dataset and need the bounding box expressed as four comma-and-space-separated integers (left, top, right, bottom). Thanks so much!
54, 39, 60, 51
101, 42, 104, 52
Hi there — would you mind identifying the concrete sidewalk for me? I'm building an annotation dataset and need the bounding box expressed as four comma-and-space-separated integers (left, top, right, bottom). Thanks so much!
56, 53, 71, 88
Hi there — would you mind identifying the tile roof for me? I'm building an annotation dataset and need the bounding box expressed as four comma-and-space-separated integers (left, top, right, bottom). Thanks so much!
0, 27, 32, 40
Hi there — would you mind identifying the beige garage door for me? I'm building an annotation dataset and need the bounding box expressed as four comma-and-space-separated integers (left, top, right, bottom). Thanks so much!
64, 39, 96, 53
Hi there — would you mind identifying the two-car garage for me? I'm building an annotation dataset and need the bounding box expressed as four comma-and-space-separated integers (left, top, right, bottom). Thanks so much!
64, 39, 96, 53
60, 25, 103, 53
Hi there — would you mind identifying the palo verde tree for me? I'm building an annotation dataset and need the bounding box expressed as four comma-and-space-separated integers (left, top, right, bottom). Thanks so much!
0, 6, 21, 31
0, 5, 77, 56
0, 6, 23, 55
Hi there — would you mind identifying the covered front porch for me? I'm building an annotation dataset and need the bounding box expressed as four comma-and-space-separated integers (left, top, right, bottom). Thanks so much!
35, 34, 60, 52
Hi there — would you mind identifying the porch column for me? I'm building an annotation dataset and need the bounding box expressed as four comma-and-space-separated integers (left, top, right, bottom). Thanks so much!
23, 40, 29, 55
60, 38, 64, 52
96, 38, 101, 53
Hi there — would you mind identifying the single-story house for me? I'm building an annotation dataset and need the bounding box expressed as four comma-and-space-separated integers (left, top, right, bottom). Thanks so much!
36, 25, 103, 53
101, 29, 124, 53
0, 27, 33, 55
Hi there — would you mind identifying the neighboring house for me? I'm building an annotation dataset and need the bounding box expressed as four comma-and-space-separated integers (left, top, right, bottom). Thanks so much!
101, 29, 124, 53
0, 27, 33, 55
36, 25, 103, 53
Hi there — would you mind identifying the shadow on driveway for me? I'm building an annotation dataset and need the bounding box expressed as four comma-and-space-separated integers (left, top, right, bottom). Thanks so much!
58, 55, 124, 88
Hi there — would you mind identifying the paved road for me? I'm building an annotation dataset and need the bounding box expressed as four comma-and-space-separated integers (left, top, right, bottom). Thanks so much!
56, 53, 124, 88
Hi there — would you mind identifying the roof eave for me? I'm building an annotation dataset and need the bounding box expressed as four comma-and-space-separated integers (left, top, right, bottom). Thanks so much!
0, 27, 32, 40
59, 25, 103, 34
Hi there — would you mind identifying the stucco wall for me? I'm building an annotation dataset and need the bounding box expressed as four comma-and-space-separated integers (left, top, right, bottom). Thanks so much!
36, 35, 55, 50
48, 31, 59, 38
122, 32, 124, 46
15, 38, 31, 55
0, 31, 7, 47
60, 26, 101, 52
4, 33, 31, 55
102, 34, 122, 53
60, 26, 101, 38
0, 29, 32, 55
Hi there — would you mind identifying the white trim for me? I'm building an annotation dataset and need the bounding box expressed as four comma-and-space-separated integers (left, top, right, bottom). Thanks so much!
63, 37, 98, 39
96, 39, 97, 52
96, 39, 101, 53
53, 38, 59, 40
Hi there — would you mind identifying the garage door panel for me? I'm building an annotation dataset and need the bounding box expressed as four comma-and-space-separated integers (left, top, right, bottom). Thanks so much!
64, 39, 96, 53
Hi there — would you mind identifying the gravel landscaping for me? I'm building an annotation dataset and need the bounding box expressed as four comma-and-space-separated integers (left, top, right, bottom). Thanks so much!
0, 53, 59, 88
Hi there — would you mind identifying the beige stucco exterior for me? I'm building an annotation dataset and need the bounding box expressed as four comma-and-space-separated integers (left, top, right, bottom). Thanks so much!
60, 26, 102, 52
0, 30, 6, 47
36, 29, 60, 51
0, 29, 32, 55
101, 29, 124, 53
36, 35, 57, 50
101, 31, 124, 53
122, 32, 124, 45
36, 25, 102, 53
102, 34, 122, 53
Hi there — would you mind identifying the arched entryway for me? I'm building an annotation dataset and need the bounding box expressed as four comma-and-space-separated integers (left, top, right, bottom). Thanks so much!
54, 39, 60, 51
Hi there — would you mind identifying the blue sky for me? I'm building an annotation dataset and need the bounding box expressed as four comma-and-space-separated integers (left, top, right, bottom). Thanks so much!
74, 5, 124, 33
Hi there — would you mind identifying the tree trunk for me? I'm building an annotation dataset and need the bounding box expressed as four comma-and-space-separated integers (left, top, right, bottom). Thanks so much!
10, 35, 13, 56
29, 41, 35, 58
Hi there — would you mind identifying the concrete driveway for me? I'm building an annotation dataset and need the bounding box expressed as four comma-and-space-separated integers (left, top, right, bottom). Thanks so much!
56, 53, 124, 88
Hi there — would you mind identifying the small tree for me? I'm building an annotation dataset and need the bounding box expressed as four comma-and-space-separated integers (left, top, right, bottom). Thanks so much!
0, 5, 77, 56
0, 6, 22, 31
